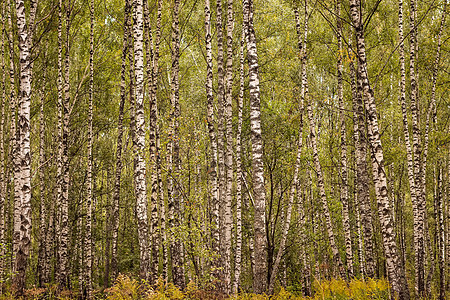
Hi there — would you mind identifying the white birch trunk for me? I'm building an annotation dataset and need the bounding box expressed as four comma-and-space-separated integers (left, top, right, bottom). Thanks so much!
12, 0, 32, 294
132, 0, 150, 281
243, 0, 267, 293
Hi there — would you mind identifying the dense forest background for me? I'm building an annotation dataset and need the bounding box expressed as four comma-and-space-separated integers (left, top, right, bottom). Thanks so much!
0, 0, 449, 299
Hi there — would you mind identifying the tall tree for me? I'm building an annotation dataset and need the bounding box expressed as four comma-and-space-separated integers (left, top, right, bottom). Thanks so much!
232, 25, 245, 294
169, 0, 184, 288
0, 1, 7, 286
243, 0, 267, 293
397, 1, 420, 291
216, 0, 226, 287
204, 0, 220, 281
132, 0, 150, 281
408, 0, 425, 296
12, 0, 32, 294
85, 0, 94, 296
350, 0, 410, 298
336, 0, 353, 278
223, 0, 234, 293
349, 37, 375, 278
56, 0, 70, 288
300, 0, 344, 279
111, 0, 130, 280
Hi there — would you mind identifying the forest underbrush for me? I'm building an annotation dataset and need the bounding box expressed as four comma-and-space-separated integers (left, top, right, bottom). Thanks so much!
0, 275, 397, 300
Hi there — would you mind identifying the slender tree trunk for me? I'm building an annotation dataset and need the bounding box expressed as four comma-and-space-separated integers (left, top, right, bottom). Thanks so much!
37, 56, 48, 286
111, 0, 130, 281
0, 4, 7, 287
145, 0, 161, 283
56, 0, 63, 286
7, 0, 21, 276
267, 6, 307, 293
298, 0, 344, 278
152, 0, 166, 281
170, 0, 184, 288
336, 0, 353, 278
397, 4, 422, 292
447, 153, 450, 292
308, 101, 344, 278
223, 0, 234, 293
243, 0, 267, 293
408, 1, 425, 296
84, 0, 94, 296
216, 0, 226, 287
297, 181, 310, 296
132, 0, 150, 282
57, 0, 71, 288
350, 0, 409, 298
268, 92, 304, 295
232, 26, 245, 294
204, 0, 220, 282
142, 0, 154, 283
354, 172, 364, 278
12, 0, 32, 294
423, 2, 446, 291
436, 167, 445, 300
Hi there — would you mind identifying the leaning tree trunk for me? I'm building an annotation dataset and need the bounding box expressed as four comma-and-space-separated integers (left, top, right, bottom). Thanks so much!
268, 89, 304, 295
299, 0, 344, 278
132, 0, 150, 282
12, 0, 32, 295
267, 5, 307, 293
243, 0, 267, 293
204, 0, 220, 282
350, 0, 410, 298
307, 100, 344, 278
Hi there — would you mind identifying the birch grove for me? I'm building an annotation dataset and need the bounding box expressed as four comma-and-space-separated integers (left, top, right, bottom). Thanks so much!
0, 0, 449, 298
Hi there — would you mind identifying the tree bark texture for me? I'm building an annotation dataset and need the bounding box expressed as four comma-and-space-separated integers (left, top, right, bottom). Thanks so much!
170, 0, 184, 288
12, 0, 32, 294
204, 0, 220, 282
243, 0, 267, 293
132, 0, 150, 282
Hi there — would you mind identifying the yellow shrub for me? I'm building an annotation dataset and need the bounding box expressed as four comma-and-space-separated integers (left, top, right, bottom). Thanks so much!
106, 274, 141, 300
146, 277, 184, 300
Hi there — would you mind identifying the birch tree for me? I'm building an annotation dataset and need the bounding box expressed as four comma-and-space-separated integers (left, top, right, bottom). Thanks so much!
169, 0, 184, 288
243, 0, 267, 293
12, 0, 32, 294
350, 0, 410, 298
204, 0, 220, 280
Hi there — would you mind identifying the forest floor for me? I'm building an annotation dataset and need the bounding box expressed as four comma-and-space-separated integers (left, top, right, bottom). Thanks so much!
3, 276, 396, 299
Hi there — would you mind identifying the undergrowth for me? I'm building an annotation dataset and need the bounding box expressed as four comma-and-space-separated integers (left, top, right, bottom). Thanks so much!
0, 275, 392, 299
104, 275, 391, 300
